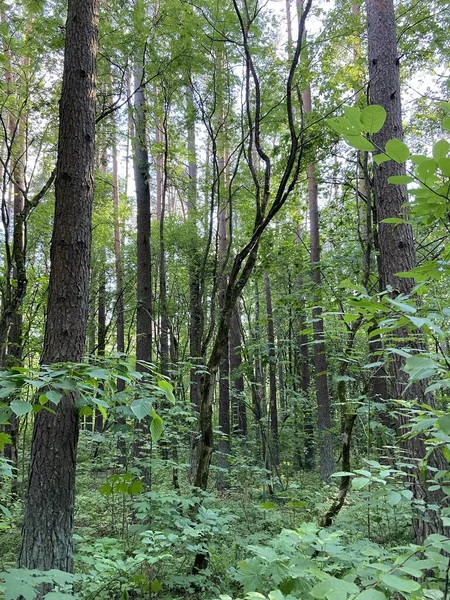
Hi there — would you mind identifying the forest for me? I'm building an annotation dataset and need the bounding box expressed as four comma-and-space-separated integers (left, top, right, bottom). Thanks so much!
0, 0, 449, 598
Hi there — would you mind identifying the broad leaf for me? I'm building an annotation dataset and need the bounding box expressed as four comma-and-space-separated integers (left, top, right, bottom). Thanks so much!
380, 573, 420, 593
343, 135, 375, 151
387, 175, 414, 184
130, 398, 152, 420
149, 409, 163, 442
360, 105, 386, 134
385, 138, 410, 163
10, 400, 33, 417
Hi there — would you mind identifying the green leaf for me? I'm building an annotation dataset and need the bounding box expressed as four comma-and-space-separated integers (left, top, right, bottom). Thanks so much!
432, 139, 450, 160
417, 159, 438, 182
0, 432, 11, 451
387, 175, 414, 184
373, 153, 390, 165
438, 414, 450, 435
310, 576, 359, 599
149, 409, 163, 442
385, 138, 410, 163
360, 105, 386, 134
438, 157, 450, 176
45, 390, 63, 404
259, 501, 277, 510
343, 135, 375, 151
380, 217, 406, 225
158, 380, 175, 404
10, 400, 33, 416
352, 477, 371, 490
355, 591, 386, 600
343, 106, 363, 132
403, 355, 442, 381
130, 398, 152, 421
45, 593, 77, 599
443, 116, 450, 131
380, 573, 420, 593
386, 491, 401, 505
386, 297, 416, 313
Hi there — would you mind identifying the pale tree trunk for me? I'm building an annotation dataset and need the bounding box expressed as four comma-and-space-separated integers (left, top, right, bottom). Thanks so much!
19, 0, 98, 571
112, 118, 125, 357
366, 0, 449, 543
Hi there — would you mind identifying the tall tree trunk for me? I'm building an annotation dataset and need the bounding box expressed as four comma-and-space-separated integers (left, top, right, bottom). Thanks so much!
19, 0, 98, 571
366, 0, 449, 542
264, 272, 278, 467
132, 58, 152, 486
217, 157, 231, 489
304, 81, 334, 480
112, 118, 125, 358
230, 306, 247, 436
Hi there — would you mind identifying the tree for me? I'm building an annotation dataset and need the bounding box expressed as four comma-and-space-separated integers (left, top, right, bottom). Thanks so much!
366, 0, 449, 542
18, 0, 99, 572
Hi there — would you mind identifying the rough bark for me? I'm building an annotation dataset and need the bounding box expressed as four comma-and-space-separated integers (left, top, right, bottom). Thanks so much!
132, 59, 153, 487
366, 0, 449, 542
19, 0, 98, 571
306, 126, 334, 480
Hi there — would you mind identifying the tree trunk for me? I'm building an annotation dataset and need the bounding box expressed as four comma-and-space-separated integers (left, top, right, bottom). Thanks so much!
304, 82, 334, 480
366, 0, 449, 542
230, 306, 247, 436
264, 272, 278, 467
19, 0, 98, 571
132, 58, 153, 487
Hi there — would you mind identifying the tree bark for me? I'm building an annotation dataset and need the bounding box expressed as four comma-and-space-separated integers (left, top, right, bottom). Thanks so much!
230, 306, 247, 436
366, 0, 449, 542
132, 58, 153, 487
19, 0, 98, 571
264, 272, 279, 466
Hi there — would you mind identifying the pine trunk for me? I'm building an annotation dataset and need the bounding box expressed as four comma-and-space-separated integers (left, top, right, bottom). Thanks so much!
19, 0, 98, 571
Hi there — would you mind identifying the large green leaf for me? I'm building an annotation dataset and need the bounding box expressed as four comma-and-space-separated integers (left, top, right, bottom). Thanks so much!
380, 573, 420, 593
355, 590, 386, 600
387, 175, 414, 184
360, 105, 386, 134
149, 409, 163, 442
432, 139, 450, 160
10, 399, 33, 417
158, 379, 175, 404
130, 397, 152, 420
343, 135, 375, 152
310, 576, 359, 599
385, 138, 410, 163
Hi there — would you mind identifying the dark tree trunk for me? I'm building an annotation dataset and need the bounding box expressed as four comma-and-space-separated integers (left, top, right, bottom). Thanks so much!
133, 62, 152, 367
19, 0, 98, 571
307, 157, 334, 480
186, 85, 203, 404
264, 272, 278, 466
230, 306, 247, 436
217, 154, 231, 489
132, 59, 153, 487
366, 0, 449, 543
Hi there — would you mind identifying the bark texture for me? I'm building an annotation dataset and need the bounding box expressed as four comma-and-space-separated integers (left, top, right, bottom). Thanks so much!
366, 0, 449, 543
19, 0, 98, 571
